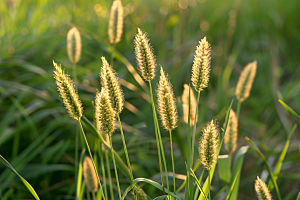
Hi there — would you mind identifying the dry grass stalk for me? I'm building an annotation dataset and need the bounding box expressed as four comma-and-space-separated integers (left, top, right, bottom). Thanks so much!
108, 0, 123, 44
100, 56, 124, 113
67, 27, 81, 64
95, 89, 115, 135
255, 176, 273, 200
182, 84, 197, 126
53, 61, 83, 120
191, 37, 211, 93
224, 109, 238, 153
134, 28, 156, 81
199, 119, 219, 170
83, 156, 99, 192
235, 61, 257, 102
157, 67, 178, 130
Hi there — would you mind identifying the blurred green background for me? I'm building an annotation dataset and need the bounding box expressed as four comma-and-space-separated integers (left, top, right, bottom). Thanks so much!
1, 0, 300, 199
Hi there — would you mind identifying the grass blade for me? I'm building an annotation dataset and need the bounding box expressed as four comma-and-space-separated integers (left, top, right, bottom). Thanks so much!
190, 168, 208, 200
246, 137, 282, 200
226, 170, 239, 200
278, 99, 300, 121
77, 149, 85, 200
0, 155, 40, 200
218, 155, 231, 184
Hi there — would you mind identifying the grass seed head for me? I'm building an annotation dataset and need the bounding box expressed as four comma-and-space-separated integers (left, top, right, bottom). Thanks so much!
108, 0, 123, 44
182, 84, 198, 126
53, 61, 83, 120
157, 67, 178, 130
95, 89, 115, 135
134, 28, 156, 81
199, 119, 219, 170
100, 56, 124, 113
83, 156, 98, 192
235, 61, 257, 102
133, 185, 147, 200
191, 37, 211, 93
224, 109, 238, 153
67, 27, 81, 64
255, 176, 273, 200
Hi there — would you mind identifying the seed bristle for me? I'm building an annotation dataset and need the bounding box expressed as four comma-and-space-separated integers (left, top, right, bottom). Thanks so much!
254, 176, 273, 200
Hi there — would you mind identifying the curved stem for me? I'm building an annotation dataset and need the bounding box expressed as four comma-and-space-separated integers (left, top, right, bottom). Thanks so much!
169, 129, 176, 193
108, 133, 121, 200
78, 120, 105, 200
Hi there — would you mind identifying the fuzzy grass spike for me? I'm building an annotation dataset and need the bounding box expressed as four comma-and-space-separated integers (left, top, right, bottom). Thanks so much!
224, 109, 238, 153
83, 156, 99, 192
108, 0, 123, 44
67, 27, 81, 64
255, 176, 273, 200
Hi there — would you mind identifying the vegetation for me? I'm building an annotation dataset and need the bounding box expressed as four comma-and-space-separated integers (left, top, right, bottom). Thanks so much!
1, 0, 300, 199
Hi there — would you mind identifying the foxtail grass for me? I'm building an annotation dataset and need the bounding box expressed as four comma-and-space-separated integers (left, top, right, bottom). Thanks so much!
108, 0, 123, 45
83, 156, 99, 193
224, 109, 238, 154
67, 27, 81, 64
255, 177, 273, 200
182, 84, 197, 126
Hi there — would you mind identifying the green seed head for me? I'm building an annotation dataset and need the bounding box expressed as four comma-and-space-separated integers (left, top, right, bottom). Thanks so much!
53, 61, 83, 120
133, 185, 147, 200
134, 28, 156, 81
157, 67, 178, 130
255, 176, 273, 200
199, 119, 219, 170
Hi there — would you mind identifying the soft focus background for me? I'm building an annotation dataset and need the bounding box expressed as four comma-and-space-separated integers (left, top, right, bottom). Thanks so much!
1, 0, 300, 199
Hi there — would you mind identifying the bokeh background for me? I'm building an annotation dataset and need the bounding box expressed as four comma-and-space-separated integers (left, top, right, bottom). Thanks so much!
1, 0, 300, 199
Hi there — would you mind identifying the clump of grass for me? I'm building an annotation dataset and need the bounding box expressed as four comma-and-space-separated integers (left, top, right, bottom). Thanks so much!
224, 109, 238, 153
108, 0, 123, 44
182, 84, 197, 126
100, 56, 124, 114
235, 61, 257, 102
53, 61, 83, 120
191, 36, 211, 93
134, 28, 156, 81
83, 156, 98, 193
199, 120, 220, 171
255, 176, 273, 200
67, 27, 81, 64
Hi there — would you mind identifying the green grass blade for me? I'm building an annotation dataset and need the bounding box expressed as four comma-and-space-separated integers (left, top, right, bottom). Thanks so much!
153, 195, 168, 200
218, 155, 231, 184
0, 155, 40, 200
278, 99, 300, 121
120, 178, 180, 200
77, 149, 85, 199
190, 169, 208, 200
268, 124, 297, 191
227, 146, 249, 200
296, 191, 300, 200
226, 170, 240, 200
246, 137, 282, 200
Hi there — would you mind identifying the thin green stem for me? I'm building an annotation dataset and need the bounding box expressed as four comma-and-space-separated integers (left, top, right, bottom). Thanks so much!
117, 113, 134, 182
191, 91, 200, 166
87, 191, 91, 200
92, 192, 96, 200
169, 129, 176, 193
105, 151, 114, 200
108, 133, 121, 200
99, 141, 108, 200
208, 170, 211, 200
78, 120, 105, 200
236, 101, 241, 123
185, 85, 192, 200
73, 63, 78, 90
176, 161, 201, 193
149, 80, 170, 196
110, 43, 117, 66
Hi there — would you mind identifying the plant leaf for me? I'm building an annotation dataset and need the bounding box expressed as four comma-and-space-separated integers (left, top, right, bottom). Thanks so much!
278, 99, 300, 121
218, 155, 231, 184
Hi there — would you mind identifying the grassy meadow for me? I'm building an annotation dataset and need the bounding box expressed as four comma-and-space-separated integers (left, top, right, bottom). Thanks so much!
1, 0, 300, 199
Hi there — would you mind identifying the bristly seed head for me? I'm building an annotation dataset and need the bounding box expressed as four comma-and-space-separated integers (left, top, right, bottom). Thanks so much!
199, 119, 219, 170
182, 84, 198, 126
255, 176, 273, 200
100, 56, 124, 113
191, 37, 211, 93
224, 109, 238, 153
133, 185, 147, 200
235, 61, 257, 102
108, 0, 123, 44
83, 156, 98, 193
53, 61, 83, 120
67, 27, 81, 64
157, 67, 178, 130
95, 89, 115, 135
134, 28, 156, 81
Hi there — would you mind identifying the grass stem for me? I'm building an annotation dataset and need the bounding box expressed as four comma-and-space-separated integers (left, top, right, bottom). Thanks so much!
169, 129, 176, 193
99, 141, 108, 200
105, 151, 115, 200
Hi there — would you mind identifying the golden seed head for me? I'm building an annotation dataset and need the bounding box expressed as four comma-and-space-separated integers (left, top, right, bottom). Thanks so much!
100, 56, 124, 113
255, 176, 273, 200
67, 27, 81, 64
53, 61, 83, 120
95, 89, 115, 135
133, 185, 147, 200
134, 28, 156, 81
199, 119, 219, 170
108, 0, 123, 44
182, 84, 198, 126
191, 37, 211, 92
224, 109, 238, 153
235, 61, 257, 102
83, 156, 98, 192
157, 67, 178, 130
